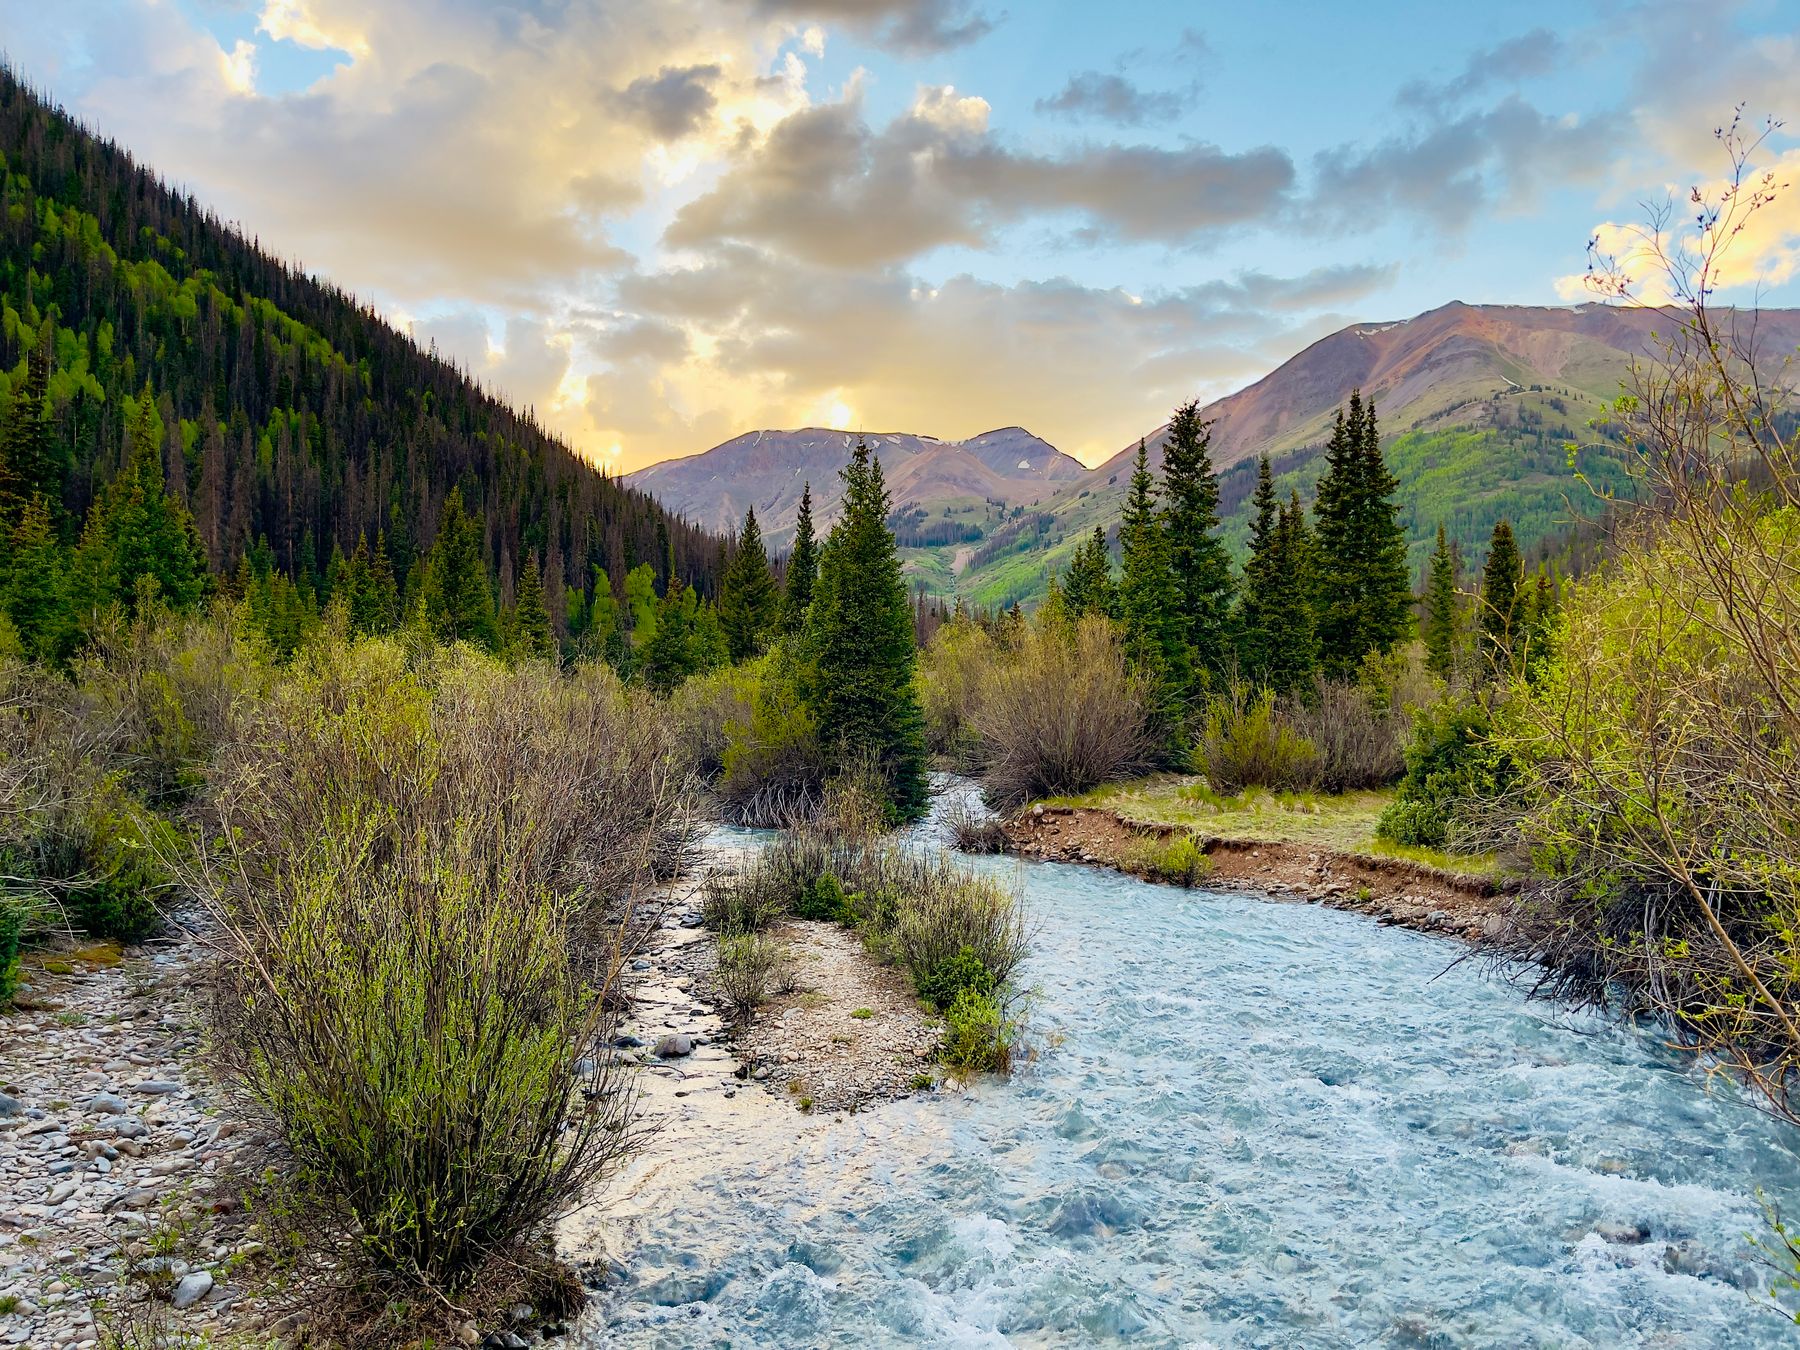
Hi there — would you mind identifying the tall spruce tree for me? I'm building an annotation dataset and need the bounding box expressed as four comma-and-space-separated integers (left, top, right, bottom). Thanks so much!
1061, 525, 1117, 621
420, 487, 499, 649
0, 344, 54, 519
1235, 455, 1281, 682
1312, 392, 1412, 678
512, 549, 556, 661
1119, 440, 1190, 735
719, 505, 779, 661
2, 496, 70, 661
779, 483, 819, 633
1421, 524, 1463, 680
1478, 519, 1523, 674
807, 438, 929, 819
1159, 400, 1234, 678
1263, 491, 1319, 694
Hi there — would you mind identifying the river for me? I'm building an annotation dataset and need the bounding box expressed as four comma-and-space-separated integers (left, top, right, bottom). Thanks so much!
575, 801, 1800, 1347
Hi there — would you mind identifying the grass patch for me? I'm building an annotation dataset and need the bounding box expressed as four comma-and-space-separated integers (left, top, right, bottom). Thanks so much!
1043, 775, 1499, 877
850, 1007, 873, 1019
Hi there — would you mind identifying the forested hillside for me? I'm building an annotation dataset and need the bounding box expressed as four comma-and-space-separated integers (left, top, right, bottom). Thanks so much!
0, 69, 722, 661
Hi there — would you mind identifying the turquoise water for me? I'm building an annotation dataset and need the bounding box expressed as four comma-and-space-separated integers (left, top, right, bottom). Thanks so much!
590, 817, 1800, 1347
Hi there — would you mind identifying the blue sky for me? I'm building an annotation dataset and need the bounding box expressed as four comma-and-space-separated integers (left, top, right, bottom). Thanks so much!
3, 0, 1797, 468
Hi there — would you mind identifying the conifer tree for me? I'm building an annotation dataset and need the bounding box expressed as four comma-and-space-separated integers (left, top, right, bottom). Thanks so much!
1262, 491, 1319, 694
1235, 455, 1280, 681
419, 487, 498, 649
807, 438, 929, 819
512, 549, 556, 661
719, 506, 779, 662
1061, 525, 1117, 621
73, 389, 206, 617
1159, 400, 1234, 677
1421, 524, 1463, 680
0, 345, 54, 519
1478, 519, 1523, 674
640, 576, 700, 692
1119, 440, 1190, 734
367, 532, 401, 634
779, 483, 819, 633
2, 497, 70, 661
1313, 392, 1412, 678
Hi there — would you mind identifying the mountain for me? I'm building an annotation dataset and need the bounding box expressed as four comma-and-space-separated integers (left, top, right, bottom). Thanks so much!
627, 426, 1083, 543
0, 68, 724, 637
952, 301, 1800, 608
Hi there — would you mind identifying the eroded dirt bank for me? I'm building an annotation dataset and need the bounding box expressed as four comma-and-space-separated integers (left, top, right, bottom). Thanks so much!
1003, 804, 1513, 942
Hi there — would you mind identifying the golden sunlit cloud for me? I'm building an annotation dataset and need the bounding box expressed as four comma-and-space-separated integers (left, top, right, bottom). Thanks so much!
219, 40, 257, 95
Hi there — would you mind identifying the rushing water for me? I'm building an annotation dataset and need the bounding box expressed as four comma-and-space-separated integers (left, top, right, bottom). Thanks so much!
583, 800, 1800, 1348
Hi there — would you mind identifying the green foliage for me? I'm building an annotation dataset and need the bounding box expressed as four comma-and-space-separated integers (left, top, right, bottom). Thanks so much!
718, 507, 779, 662
715, 932, 792, 1023
1313, 393, 1413, 679
1121, 832, 1211, 887
1060, 525, 1116, 621
53, 777, 174, 942
807, 438, 929, 820
2, 496, 72, 663
794, 871, 853, 923
1159, 401, 1234, 676
508, 549, 556, 663
1478, 519, 1522, 675
1376, 698, 1513, 849
1119, 440, 1190, 740
418, 488, 498, 650
920, 613, 997, 767
1197, 685, 1319, 793
778, 483, 819, 634
0, 889, 26, 1005
914, 943, 995, 1011
941, 988, 1016, 1075
714, 646, 827, 823
1421, 524, 1463, 679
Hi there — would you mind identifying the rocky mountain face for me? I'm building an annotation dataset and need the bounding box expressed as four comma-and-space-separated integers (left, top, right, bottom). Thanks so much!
626, 426, 1084, 544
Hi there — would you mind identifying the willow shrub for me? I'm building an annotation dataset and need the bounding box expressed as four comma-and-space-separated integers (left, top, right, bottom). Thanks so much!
198, 635, 681, 1294
1196, 684, 1319, 793
971, 615, 1151, 807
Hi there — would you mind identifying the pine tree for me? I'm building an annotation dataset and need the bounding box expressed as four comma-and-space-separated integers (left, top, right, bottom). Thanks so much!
1061, 525, 1117, 621
807, 438, 929, 820
74, 388, 206, 617
1119, 440, 1190, 735
1313, 392, 1412, 678
1159, 400, 1234, 678
1478, 519, 1523, 675
0, 344, 54, 519
1235, 455, 1280, 681
512, 549, 556, 661
779, 483, 819, 633
1421, 524, 1463, 680
367, 532, 400, 633
1263, 491, 1319, 694
2, 496, 70, 661
640, 576, 700, 692
420, 487, 499, 649
719, 506, 779, 662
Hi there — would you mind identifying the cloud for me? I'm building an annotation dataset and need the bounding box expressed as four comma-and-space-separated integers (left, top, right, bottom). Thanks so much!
606, 63, 722, 141
1035, 72, 1183, 126
1556, 147, 1800, 303
667, 85, 1296, 266
1308, 97, 1617, 233
1397, 28, 1562, 112
753, 0, 994, 53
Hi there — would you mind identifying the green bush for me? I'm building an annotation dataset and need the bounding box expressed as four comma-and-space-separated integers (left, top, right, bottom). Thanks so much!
1376, 699, 1513, 849
941, 988, 1016, 1074
914, 944, 995, 1011
0, 893, 26, 1006
1121, 832, 1210, 887
715, 932, 792, 1023
699, 870, 786, 934
1197, 685, 1319, 793
794, 872, 853, 923
40, 779, 176, 943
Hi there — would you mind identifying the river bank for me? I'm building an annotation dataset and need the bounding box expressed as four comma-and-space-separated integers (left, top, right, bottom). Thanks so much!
1001, 802, 1512, 941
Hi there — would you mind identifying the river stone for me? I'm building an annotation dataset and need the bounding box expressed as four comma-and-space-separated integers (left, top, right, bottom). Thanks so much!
171, 1270, 213, 1309
134, 1080, 182, 1095
654, 1034, 693, 1059
0, 1091, 21, 1118
86, 1092, 130, 1115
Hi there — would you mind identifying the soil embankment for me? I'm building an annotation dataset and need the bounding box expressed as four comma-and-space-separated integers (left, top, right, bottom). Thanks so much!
1003, 804, 1512, 942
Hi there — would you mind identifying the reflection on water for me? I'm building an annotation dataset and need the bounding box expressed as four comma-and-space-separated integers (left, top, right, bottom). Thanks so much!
576, 795, 1800, 1348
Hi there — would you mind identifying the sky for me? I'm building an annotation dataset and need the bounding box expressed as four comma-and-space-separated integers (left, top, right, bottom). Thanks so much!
3, 0, 1798, 471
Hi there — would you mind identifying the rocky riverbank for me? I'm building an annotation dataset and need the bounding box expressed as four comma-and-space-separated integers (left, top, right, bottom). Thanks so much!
0, 919, 273, 1349
1003, 803, 1512, 941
